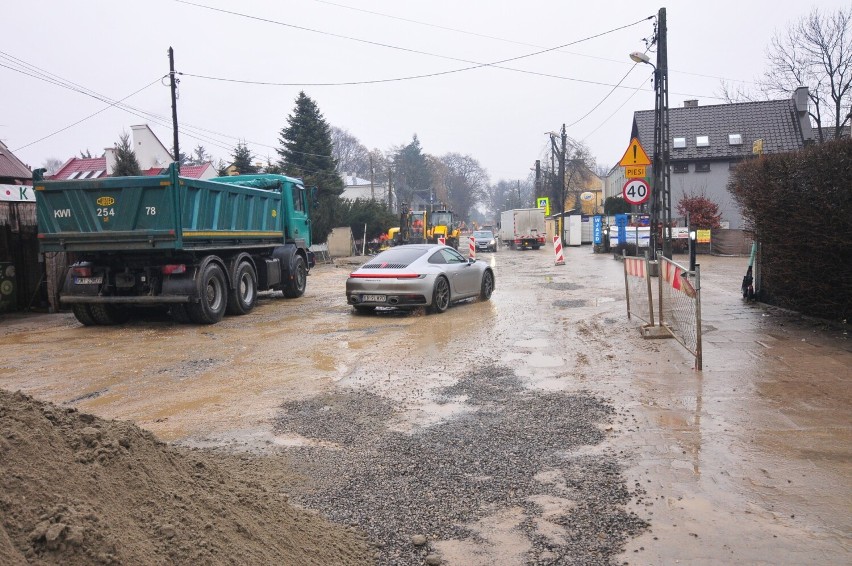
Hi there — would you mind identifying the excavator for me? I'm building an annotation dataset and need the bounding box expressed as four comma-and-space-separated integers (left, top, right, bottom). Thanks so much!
386, 203, 427, 246
427, 209, 460, 248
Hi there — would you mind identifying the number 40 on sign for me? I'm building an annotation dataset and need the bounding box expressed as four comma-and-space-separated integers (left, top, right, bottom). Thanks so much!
622, 178, 650, 206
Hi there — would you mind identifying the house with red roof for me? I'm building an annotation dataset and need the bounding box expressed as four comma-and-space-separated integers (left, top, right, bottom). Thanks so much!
51, 124, 215, 181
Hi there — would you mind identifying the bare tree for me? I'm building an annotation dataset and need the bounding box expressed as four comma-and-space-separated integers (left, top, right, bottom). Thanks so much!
41, 157, 64, 175
437, 153, 489, 221
331, 126, 371, 177
762, 6, 852, 141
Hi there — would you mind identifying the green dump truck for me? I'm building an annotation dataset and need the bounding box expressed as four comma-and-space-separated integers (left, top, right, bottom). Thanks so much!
36, 164, 313, 325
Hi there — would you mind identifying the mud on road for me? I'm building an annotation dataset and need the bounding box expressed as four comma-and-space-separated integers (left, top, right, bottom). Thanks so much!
1, 246, 850, 565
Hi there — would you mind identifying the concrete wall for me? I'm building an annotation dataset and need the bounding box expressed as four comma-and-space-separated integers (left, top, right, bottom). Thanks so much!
327, 227, 354, 257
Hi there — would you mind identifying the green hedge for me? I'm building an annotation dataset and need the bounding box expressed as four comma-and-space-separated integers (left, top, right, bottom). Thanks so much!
728, 139, 851, 321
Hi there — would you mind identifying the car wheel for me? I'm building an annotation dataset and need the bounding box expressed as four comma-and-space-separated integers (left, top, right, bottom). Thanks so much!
428, 276, 450, 314
480, 270, 494, 300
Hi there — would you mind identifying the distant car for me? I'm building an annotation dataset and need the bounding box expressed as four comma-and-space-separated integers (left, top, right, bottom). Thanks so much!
472, 230, 497, 252
346, 244, 495, 314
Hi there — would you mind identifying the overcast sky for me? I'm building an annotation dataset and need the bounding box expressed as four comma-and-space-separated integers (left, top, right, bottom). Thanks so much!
2, 0, 846, 182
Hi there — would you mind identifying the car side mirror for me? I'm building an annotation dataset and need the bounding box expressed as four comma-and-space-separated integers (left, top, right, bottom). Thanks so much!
468, 257, 476, 264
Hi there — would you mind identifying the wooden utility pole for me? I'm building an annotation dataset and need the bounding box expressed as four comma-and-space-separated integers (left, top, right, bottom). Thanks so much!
369, 155, 375, 200
168, 47, 179, 171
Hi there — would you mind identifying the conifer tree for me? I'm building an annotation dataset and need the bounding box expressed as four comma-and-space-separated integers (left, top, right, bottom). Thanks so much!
231, 142, 258, 174
112, 132, 141, 176
277, 92, 343, 243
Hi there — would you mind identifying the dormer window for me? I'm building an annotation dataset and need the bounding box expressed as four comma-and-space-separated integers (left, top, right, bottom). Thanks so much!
673, 137, 686, 149
696, 136, 710, 147
728, 134, 743, 145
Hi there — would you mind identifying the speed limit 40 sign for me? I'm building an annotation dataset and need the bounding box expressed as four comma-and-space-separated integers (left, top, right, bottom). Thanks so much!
622, 178, 650, 205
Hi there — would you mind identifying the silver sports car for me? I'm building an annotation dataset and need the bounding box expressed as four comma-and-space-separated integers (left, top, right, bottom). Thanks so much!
346, 244, 495, 314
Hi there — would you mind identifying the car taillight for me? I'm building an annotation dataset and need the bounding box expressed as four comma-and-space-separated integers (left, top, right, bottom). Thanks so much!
349, 273, 423, 279
71, 266, 92, 277
162, 264, 187, 275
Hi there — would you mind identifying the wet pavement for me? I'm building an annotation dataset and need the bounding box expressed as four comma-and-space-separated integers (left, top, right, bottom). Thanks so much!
0, 244, 849, 564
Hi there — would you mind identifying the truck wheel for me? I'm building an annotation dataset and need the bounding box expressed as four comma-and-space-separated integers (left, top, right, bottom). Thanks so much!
72, 304, 98, 326
283, 255, 307, 298
226, 261, 258, 315
188, 263, 227, 324
428, 276, 450, 314
170, 304, 191, 323
480, 270, 494, 301
89, 304, 131, 325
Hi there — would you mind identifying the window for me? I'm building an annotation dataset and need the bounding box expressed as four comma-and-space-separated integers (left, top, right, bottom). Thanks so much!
696, 136, 710, 147
695, 162, 711, 173
728, 133, 743, 145
292, 184, 304, 212
672, 163, 689, 174
67, 171, 80, 179
673, 137, 686, 149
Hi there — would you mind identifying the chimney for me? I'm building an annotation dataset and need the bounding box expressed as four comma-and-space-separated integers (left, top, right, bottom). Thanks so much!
793, 86, 809, 113
793, 86, 814, 143
684, 100, 698, 108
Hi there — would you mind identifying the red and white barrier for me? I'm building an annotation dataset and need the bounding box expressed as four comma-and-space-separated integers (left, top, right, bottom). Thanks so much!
438, 236, 446, 245
553, 236, 565, 266
624, 256, 646, 278
469, 236, 476, 260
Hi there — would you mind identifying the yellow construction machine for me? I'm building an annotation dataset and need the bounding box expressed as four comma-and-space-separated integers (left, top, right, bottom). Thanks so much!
427, 209, 460, 248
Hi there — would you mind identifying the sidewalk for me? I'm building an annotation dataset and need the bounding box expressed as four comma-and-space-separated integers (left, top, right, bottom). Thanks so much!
611, 253, 851, 564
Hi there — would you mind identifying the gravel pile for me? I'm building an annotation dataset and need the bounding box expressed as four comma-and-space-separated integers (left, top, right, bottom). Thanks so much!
274, 365, 647, 565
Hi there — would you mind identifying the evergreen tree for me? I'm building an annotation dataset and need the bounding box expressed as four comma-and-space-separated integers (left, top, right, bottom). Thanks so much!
231, 142, 258, 174
277, 92, 343, 243
191, 144, 211, 165
112, 132, 141, 176
393, 135, 431, 207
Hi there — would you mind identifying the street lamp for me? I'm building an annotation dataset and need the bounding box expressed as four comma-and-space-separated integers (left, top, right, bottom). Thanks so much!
628, 37, 671, 261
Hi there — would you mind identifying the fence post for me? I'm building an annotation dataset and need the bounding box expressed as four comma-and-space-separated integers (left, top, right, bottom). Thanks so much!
623, 250, 631, 319
694, 264, 703, 371
644, 252, 655, 326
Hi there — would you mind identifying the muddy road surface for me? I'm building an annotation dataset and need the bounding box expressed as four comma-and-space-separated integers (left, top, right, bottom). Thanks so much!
1, 246, 849, 565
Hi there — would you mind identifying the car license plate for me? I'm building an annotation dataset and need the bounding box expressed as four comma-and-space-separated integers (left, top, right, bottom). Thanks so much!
362, 294, 386, 302
74, 277, 103, 285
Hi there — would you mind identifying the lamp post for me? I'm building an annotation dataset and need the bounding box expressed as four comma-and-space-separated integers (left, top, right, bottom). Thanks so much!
628, 7, 671, 260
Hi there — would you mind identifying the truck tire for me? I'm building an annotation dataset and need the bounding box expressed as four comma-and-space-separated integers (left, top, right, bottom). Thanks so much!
90, 304, 131, 325
72, 304, 98, 326
188, 262, 227, 324
480, 270, 494, 301
170, 304, 192, 323
427, 276, 450, 314
283, 255, 307, 298
226, 261, 258, 315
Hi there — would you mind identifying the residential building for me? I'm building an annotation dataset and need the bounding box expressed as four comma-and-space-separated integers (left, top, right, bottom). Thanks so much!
630, 87, 814, 231
51, 124, 174, 180
341, 173, 389, 203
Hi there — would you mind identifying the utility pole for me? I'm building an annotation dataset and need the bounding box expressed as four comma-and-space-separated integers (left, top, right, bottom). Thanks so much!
517, 180, 521, 206
369, 154, 375, 200
534, 160, 541, 205
651, 8, 671, 259
387, 167, 394, 211
168, 47, 180, 172
558, 124, 567, 242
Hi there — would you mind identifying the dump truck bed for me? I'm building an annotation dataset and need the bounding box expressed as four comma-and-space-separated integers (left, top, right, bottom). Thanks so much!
37, 168, 293, 253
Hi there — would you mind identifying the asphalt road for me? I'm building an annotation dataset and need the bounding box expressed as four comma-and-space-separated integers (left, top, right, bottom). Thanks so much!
0, 244, 849, 565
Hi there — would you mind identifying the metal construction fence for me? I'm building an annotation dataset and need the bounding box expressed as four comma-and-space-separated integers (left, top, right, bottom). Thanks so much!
622, 253, 703, 370
623, 253, 654, 326
658, 257, 703, 370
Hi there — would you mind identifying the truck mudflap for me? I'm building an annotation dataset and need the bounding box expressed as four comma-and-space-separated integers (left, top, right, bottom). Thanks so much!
306, 249, 316, 269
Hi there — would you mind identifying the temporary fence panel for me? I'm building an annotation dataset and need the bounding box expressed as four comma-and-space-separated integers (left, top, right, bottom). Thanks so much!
658, 256, 703, 370
623, 252, 654, 326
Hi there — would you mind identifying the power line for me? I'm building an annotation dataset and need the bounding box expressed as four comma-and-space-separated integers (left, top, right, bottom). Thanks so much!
307, 0, 760, 86
175, 1, 653, 86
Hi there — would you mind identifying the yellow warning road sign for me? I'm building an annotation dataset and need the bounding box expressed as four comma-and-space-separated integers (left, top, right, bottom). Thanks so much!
618, 137, 651, 167
624, 165, 646, 178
